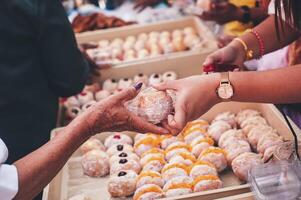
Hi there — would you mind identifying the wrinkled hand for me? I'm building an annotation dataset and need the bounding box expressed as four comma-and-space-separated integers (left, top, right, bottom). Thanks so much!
76, 84, 169, 136
134, 0, 165, 12
153, 75, 220, 133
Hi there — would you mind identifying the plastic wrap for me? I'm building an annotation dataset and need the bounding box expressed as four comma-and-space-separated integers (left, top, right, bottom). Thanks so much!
125, 87, 174, 124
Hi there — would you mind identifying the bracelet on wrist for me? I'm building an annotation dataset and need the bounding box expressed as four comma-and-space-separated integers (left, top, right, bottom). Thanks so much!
233, 38, 254, 61
249, 29, 265, 59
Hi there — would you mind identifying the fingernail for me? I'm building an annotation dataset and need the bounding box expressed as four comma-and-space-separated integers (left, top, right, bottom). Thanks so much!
134, 82, 143, 90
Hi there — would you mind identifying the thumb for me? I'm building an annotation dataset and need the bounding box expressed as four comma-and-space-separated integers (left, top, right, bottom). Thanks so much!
115, 82, 143, 102
203, 51, 223, 67
152, 80, 177, 91
168, 102, 186, 130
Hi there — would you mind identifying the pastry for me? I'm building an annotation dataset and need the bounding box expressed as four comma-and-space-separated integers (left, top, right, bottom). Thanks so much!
162, 71, 178, 81
137, 171, 165, 188
160, 31, 171, 39
182, 127, 207, 144
172, 29, 183, 38
95, 90, 111, 101
77, 92, 94, 106
172, 37, 186, 52
142, 157, 166, 172
189, 161, 218, 179
98, 40, 110, 48
134, 133, 159, 144
133, 73, 149, 85
224, 140, 251, 164
134, 136, 160, 156
185, 119, 209, 130
257, 133, 283, 154
117, 78, 133, 90
183, 27, 196, 36
193, 175, 223, 192
161, 163, 189, 182
162, 43, 175, 54
148, 73, 162, 85
190, 137, 214, 158
133, 184, 164, 200
110, 157, 141, 175
207, 121, 232, 143
134, 40, 146, 51
169, 152, 196, 166
104, 133, 133, 148
80, 138, 106, 154
140, 151, 165, 167
247, 125, 276, 149
123, 41, 135, 51
110, 152, 140, 164
198, 147, 227, 172
108, 170, 138, 197
165, 141, 190, 161
81, 149, 110, 177
137, 49, 150, 59
235, 109, 261, 125
138, 33, 148, 41
149, 31, 160, 39
102, 79, 118, 93
111, 38, 124, 49
240, 116, 268, 134
212, 111, 237, 128
218, 129, 247, 149
111, 48, 123, 60
81, 100, 96, 111
126, 36, 136, 43
184, 35, 200, 48
66, 106, 82, 120
83, 83, 101, 93
231, 152, 263, 181
163, 176, 193, 197
107, 143, 134, 156
160, 135, 179, 150
64, 96, 80, 108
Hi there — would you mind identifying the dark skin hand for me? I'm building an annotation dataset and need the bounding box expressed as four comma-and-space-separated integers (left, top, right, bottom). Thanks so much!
134, 0, 166, 12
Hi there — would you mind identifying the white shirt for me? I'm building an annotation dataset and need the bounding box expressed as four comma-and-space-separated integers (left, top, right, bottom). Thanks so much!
0, 138, 18, 200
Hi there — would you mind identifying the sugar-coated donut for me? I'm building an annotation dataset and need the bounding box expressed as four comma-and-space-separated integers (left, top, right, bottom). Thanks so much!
207, 121, 232, 143
140, 152, 165, 167
184, 119, 209, 131
235, 109, 261, 125
142, 158, 166, 173
95, 90, 111, 101
183, 27, 196, 36
148, 73, 162, 85
98, 40, 110, 48
110, 157, 141, 175
102, 79, 118, 93
213, 111, 237, 128
241, 116, 268, 134
134, 40, 146, 51
165, 141, 190, 161
81, 149, 110, 177
134, 133, 160, 144
137, 171, 164, 188
169, 152, 196, 166
160, 31, 171, 39
108, 170, 138, 197
64, 96, 80, 108
182, 127, 207, 145
104, 133, 133, 148
184, 35, 200, 48
162, 43, 175, 54
247, 125, 276, 150
257, 133, 283, 154
224, 140, 251, 164
162, 71, 178, 81
138, 33, 149, 41
198, 147, 227, 172
107, 143, 134, 156
66, 106, 82, 120
110, 152, 140, 164
172, 37, 186, 52
80, 138, 105, 154
162, 163, 189, 182
218, 129, 247, 149
190, 161, 218, 179
77, 92, 94, 106
126, 36, 136, 43
81, 100, 96, 112
111, 48, 123, 59
231, 152, 263, 182
160, 135, 179, 150
193, 175, 223, 192
111, 38, 124, 48
133, 184, 164, 200
149, 31, 160, 39
190, 137, 214, 158
123, 41, 135, 51
172, 29, 183, 38
134, 136, 160, 156
163, 176, 193, 197
133, 73, 149, 85
117, 78, 133, 90
141, 148, 164, 158
137, 49, 150, 59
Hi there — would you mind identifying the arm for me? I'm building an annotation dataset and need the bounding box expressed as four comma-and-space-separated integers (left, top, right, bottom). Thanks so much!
38, 0, 89, 97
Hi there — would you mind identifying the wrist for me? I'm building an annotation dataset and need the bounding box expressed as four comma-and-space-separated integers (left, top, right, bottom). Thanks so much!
229, 40, 247, 61
206, 73, 222, 105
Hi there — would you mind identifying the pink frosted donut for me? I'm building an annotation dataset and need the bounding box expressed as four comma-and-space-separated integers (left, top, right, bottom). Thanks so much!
80, 138, 105, 154
108, 170, 138, 197
104, 133, 133, 148
81, 149, 110, 177
207, 121, 232, 143
110, 157, 141, 175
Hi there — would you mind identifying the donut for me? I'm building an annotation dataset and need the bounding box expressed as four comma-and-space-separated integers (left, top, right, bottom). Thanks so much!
104, 133, 133, 148
110, 157, 141, 175
240, 116, 268, 134
81, 100, 96, 112
95, 90, 111, 101
162, 163, 189, 182
83, 83, 101, 93
162, 43, 175, 54
149, 31, 160, 39
126, 36, 136, 44
189, 161, 218, 179
134, 40, 146, 51
169, 152, 196, 166
257, 133, 283, 154
77, 92, 94, 106
133, 73, 149, 85
134, 136, 160, 156
80, 138, 105, 154
193, 175, 223, 192
182, 127, 207, 144
262, 145, 278, 162
64, 96, 80, 108
102, 79, 118, 93
137, 49, 150, 59
247, 125, 276, 150
198, 147, 227, 172
134, 133, 159, 144
162, 71, 178, 81
165, 142, 190, 161
98, 40, 110, 48
108, 170, 138, 197
66, 106, 82, 120
183, 27, 196, 36
184, 35, 200, 48
117, 78, 133, 90
190, 137, 214, 158
160, 31, 171, 39
235, 109, 261, 125
107, 143, 134, 156
224, 140, 251, 164
172, 29, 183, 38
110, 152, 140, 164
231, 152, 263, 181
172, 37, 186, 52
140, 152, 165, 166
138, 33, 149, 41
163, 176, 193, 197
148, 73, 162, 85
160, 135, 179, 150
207, 121, 232, 143
111, 38, 124, 49
141, 148, 164, 159
111, 48, 123, 59
218, 129, 247, 149
123, 41, 135, 51
81, 149, 110, 177
142, 158, 166, 173
133, 184, 164, 200
212, 111, 237, 128
184, 119, 209, 131
137, 171, 164, 188
159, 38, 171, 49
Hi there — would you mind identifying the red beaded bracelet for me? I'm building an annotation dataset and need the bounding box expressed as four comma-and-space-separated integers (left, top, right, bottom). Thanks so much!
250, 29, 265, 59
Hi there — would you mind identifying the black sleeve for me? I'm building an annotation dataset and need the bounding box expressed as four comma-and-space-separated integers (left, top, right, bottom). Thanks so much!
37, 0, 89, 97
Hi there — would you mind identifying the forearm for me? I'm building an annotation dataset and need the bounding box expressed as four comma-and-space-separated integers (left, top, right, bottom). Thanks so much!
13, 118, 90, 200
249, 7, 268, 24
230, 66, 301, 103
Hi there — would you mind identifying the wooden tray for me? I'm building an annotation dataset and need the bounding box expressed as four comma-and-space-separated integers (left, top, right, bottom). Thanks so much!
44, 102, 300, 200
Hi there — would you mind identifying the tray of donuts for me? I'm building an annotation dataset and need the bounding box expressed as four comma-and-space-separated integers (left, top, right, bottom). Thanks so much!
43, 102, 299, 200
76, 16, 218, 67
60, 53, 204, 126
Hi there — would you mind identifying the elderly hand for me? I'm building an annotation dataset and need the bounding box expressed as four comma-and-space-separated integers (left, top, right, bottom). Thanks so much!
153, 74, 220, 132
76, 83, 169, 136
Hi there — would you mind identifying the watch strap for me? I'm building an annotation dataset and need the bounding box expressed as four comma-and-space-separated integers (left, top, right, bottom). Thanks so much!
220, 72, 230, 84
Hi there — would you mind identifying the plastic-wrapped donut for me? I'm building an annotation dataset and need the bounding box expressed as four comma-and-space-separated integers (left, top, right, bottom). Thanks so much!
95, 90, 111, 101
80, 138, 105, 154
117, 78, 133, 90
161, 163, 189, 182
78, 92, 94, 106
241, 116, 268, 134
134, 136, 160, 156
133, 184, 164, 200
110, 157, 141, 175
108, 170, 138, 197
190, 161, 218, 179
162, 71, 178, 81
165, 142, 190, 161
207, 121, 232, 143
190, 137, 214, 158
104, 133, 133, 148
66, 106, 82, 120
137, 171, 165, 188
81, 101, 96, 112
198, 147, 227, 172
224, 140, 251, 164
106, 143, 134, 156
212, 111, 237, 128
148, 73, 162, 85
81, 149, 110, 177
193, 175, 223, 192
247, 125, 276, 149
231, 152, 263, 181
235, 109, 261, 125
102, 79, 118, 93
257, 133, 283, 154
110, 152, 140, 164
218, 129, 246, 149
169, 152, 196, 166
163, 176, 193, 197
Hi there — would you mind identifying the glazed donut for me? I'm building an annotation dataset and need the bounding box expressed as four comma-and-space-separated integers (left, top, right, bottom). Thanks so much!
231, 152, 263, 181
78, 92, 94, 106
193, 175, 223, 192
165, 142, 190, 161
160, 135, 179, 150
134, 136, 160, 156
106, 143, 134, 156
133, 73, 149, 85
224, 140, 251, 164
161, 163, 189, 182
241, 116, 268, 134
81, 149, 110, 177
257, 133, 283, 154
162, 71, 178, 81
102, 79, 118, 93
81, 100, 96, 112
148, 73, 162, 85
198, 147, 227, 172
190, 137, 214, 158
169, 152, 196, 166
163, 176, 193, 197
218, 129, 247, 149
247, 125, 276, 150
133, 184, 164, 200
110, 152, 140, 164
235, 109, 261, 125
207, 121, 232, 143
212, 111, 237, 128
137, 171, 165, 188
66, 106, 82, 120
110, 157, 141, 175
104, 133, 133, 148
80, 138, 105, 154
190, 161, 218, 179
108, 170, 138, 197
95, 90, 111, 101
64, 96, 80, 108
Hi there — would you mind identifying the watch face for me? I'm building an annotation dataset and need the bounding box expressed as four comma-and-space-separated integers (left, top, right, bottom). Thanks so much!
217, 84, 234, 99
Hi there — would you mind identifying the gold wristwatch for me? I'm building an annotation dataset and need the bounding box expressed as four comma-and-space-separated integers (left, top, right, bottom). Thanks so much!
216, 72, 234, 101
